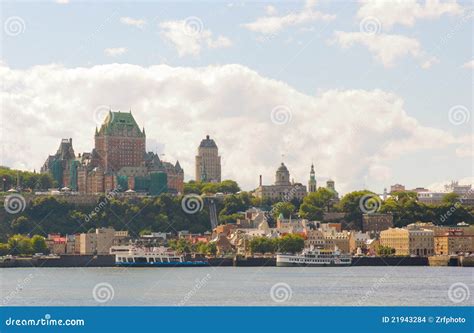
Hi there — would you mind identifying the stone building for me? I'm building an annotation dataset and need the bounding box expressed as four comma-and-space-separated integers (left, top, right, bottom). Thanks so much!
434, 229, 474, 255
362, 213, 393, 233
40, 138, 77, 189
380, 225, 434, 256
254, 163, 307, 201
195, 135, 221, 183
41, 110, 184, 195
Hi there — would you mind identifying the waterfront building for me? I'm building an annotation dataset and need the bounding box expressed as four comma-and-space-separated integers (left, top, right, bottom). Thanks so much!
254, 163, 307, 201
41, 110, 184, 195
79, 228, 115, 255
362, 213, 393, 233
380, 225, 434, 256
308, 164, 317, 193
349, 231, 371, 254
434, 229, 474, 255
195, 135, 221, 183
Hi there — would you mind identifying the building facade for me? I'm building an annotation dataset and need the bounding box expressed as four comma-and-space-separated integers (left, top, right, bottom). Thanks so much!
41, 110, 184, 195
195, 135, 221, 183
362, 213, 394, 233
254, 163, 307, 201
380, 225, 435, 256
434, 229, 474, 255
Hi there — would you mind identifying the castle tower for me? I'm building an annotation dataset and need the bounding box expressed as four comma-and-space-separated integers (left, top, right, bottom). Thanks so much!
308, 164, 317, 192
94, 111, 146, 173
195, 135, 221, 182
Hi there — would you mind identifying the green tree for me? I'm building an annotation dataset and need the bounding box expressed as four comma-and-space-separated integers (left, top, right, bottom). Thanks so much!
11, 216, 31, 234
31, 235, 48, 254
299, 188, 336, 220
8, 234, 33, 255
442, 193, 460, 205
272, 202, 296, 219
0, 243, 9, 255
249, 237, 276, 254
337, 190, 379, 227
275, 234, 304, 253
376, 245, 395, 256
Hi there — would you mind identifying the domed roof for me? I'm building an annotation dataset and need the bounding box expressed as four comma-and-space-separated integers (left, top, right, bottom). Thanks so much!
277, 163, 289, 172
199, 135, 217, 148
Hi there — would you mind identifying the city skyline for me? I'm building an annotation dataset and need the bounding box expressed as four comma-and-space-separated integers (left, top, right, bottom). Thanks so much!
0, 1, 472, 194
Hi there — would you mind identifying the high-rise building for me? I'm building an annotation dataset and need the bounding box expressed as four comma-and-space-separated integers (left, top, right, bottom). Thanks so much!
95, 111, 146, 173
308, 164, 317, 192
195, 135, 221, 183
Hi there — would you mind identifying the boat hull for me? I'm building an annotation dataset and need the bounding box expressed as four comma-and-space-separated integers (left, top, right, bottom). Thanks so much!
276, 262, 351, 267
116, 261, 209, 267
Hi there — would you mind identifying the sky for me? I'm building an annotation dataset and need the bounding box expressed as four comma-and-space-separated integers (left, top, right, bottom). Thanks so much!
0, 0, 472, 195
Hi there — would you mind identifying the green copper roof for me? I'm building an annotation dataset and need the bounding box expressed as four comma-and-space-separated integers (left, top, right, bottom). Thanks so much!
97, 111, 145, 137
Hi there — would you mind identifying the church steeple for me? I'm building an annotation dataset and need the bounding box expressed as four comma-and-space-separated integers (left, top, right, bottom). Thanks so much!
308, 163, 317, 193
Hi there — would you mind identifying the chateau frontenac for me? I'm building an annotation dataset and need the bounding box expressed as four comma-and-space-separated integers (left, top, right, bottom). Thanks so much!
41, 111, 184, 195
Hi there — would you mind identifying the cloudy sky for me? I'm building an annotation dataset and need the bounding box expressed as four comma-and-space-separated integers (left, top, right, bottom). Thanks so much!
0, 0, 472, 194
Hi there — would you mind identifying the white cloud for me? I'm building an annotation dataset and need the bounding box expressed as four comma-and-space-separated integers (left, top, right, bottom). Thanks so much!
462, 59, 474, 69
55, 0, 70, 4
120, 17, 146, 29
104, 47, 127, 57
242, 0, 335, 34
357, 0, 465, 30
0, 63, 469, 193
331, 31, 438, 68
265, 5, 278, 16
159, 19, 232, 57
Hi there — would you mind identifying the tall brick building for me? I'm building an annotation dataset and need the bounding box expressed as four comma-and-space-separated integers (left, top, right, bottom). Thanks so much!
95, 111, 146, 172
41, 110, 184, 195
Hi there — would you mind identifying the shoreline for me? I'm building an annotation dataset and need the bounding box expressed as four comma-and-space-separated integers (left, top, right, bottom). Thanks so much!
1, 255, 472, 268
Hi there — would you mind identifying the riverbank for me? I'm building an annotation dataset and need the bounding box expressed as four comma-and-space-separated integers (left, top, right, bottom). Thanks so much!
1, 255, 472, 268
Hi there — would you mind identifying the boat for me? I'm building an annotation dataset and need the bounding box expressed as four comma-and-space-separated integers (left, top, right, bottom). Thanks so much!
276, 247, 352, 267
114, 246, 209, 267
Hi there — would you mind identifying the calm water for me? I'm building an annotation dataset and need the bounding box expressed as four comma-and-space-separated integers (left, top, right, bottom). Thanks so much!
1, 267, 472, 306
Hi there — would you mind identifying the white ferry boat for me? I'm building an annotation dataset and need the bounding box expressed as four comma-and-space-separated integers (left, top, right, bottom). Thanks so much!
114, 246, 208, 267
276, 247, 352, 267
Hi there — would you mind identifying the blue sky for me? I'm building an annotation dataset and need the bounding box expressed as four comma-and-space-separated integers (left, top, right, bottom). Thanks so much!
0, 0, 472, 193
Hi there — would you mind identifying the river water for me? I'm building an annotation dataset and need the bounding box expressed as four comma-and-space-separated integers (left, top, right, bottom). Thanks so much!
0, 266, 472, 306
